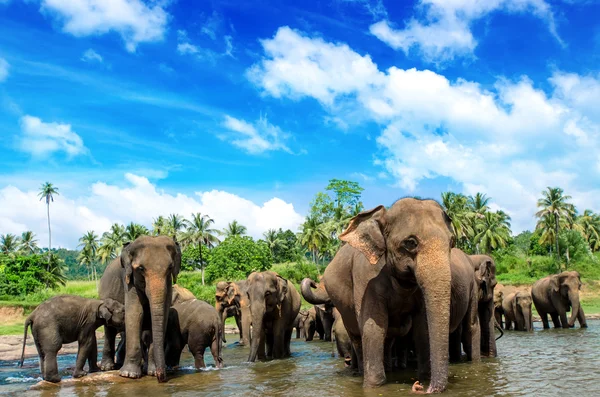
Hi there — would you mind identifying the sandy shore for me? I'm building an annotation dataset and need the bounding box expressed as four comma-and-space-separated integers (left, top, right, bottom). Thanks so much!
0, 326, 240, 362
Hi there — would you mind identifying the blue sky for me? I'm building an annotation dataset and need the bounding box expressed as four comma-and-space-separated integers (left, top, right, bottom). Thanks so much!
1, 0, 599, 249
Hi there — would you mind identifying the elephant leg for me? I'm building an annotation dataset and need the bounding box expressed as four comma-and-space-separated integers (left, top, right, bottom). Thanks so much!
272, 322, 286, 359
349, 333, 363, 372
87, 333, 101, 373
540, 312, 550, 329
559, 311, 570, 329
257, 329, 266, 360
241, 306, 252, 346
101, 326, 117, 370
194, 350, 206, 369
359, 299, 388, 387
189, 339, 207, 369
296, 327, 300, 339
120, 289, 144, 379
221, 312, 228, 344
284, 328, 293, 357
383, 337, 394, 372
413, 312, 431, 382
210, 337, 224, 368
234, 314, 243, 342
577, 306, 588, 328
462, 309, 481, 362
550, 313, 561, 329
44, 351, 61, 383
504, 318, 512, 330
73, 340, 90, 378
449, 326, 462, 363
34, 339, 45, 376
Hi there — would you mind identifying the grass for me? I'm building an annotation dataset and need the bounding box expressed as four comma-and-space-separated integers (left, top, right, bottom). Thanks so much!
0, 323, 25, 336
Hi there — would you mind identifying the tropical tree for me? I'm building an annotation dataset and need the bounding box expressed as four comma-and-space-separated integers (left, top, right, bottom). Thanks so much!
98, 223, 126, 264
38, 182, 59, 273
19, 231, 38, 254
78, 231, 99, 281
473, 212, 511, 254
576, 210, 600, 251
182, 213, 220, 285
125, 222, 149, 242
263, 229, 283, 258
536, 187, 576, 264
44, 253, 67, 289
222, 220, 247, 238
299, 215, 328, 273
1, 234, 20, 255
166, 214, 185, 239
441, 192, 473, 245
468, 193, 490, 215
77, 247, 95, 281
152, 216, 167, 236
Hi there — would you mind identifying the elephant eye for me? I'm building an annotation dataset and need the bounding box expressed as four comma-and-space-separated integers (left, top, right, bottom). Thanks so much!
265, 291, 272, 296
137, 265, 145, 272
402, 237, 419, 252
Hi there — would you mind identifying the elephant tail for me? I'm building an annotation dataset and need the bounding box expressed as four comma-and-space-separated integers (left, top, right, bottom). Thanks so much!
216, 320, 224, 368
301, 278, 331, 305
19, 316, 32, 367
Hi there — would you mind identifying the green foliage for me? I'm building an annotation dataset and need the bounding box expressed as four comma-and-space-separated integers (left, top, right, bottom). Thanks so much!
181, 244, 211, 271
204, 236, 272, 283
177, 272, 217, 305
559, 229, 592, 264
270, 261, 320, 284
0, 254, 66, 297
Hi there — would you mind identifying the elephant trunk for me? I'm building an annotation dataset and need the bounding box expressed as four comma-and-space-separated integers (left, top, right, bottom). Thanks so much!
148, 280, 169, 382
248, 303, 265, 362
522, 306, 533, 332
568, 290, 580, 327
415, 241, 451, 394
301, 278, 331, 305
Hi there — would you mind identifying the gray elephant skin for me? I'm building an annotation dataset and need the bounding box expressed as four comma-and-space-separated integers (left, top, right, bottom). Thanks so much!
469, 255, 498, 357
215, 280, 251, 345
502, 290, 533, 332
302, 198, 455, 393
332, 308, 352, 367
19, 295, 124, 382
532, 271, 587, 329
98, 256, 126, 371
293, 310, 308, 338
165, 285, 223, 369
246, 271, 301, 362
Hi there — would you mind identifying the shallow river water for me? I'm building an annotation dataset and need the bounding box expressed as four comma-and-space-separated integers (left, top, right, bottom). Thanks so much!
2, 320, 600, 396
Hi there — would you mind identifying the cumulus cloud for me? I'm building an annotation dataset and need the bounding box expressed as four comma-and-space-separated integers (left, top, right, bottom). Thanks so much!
0, 174, 305, 249
221, 115, 293, 155
39, 0, 169, 52
81, 48, 103, 63
18, 115, 88, 158
248, 27, 600, 232
370, 0, 562, 63
0, 57, 8, 82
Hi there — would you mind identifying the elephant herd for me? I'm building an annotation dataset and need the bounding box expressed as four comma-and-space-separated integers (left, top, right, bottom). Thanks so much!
16, 198, 590, 394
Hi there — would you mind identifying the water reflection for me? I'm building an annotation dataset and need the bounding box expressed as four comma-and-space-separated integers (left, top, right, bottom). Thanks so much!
2, 321, 600, 396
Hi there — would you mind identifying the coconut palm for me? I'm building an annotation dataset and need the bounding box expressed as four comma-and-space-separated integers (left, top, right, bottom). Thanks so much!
536, 187, 576, 262
19, 231, 38, 254
125, 222, 149, 242
299, 215, 329, 273
474, 212, 511, 254
468, 193, 491, 215
166, 214, 185, 239
77, 247, 95, 281
44, 253, 67, 289
38, 182, 59, 273
222, 220, 247, 238
78, 231, 99, 281
1, 234, 20, 255
182, 213, 220, 285
152, 216, 167, 236
263, 229, 283, 257
576, 210, 600, 251
441, 192, 474, 243
98, 223, 126, 264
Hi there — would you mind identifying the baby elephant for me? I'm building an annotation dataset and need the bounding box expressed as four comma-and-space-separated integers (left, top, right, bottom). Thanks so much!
19, 295, 125, 382
502, 290, 533, 332
165, 299, 224, 369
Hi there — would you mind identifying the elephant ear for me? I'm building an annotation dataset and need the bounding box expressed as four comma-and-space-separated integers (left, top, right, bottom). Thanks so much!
339, 205, 387, 265
98, 300, 113, 322
120, 242, 133, 285
170, 238, 182, 284
227, 282, 240, 306
550, 275, 561, 293
276, 275, 288, 304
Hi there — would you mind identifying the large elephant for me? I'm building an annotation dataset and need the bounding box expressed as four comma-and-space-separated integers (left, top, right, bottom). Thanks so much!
98, 256, 126, 371
19, 295, 124, 382
314, 304, 335, 342
469, 255, 498, 357
532, 271, 587, 329
302, 198, 454, 393
215, 280, 251, 345
246, 271, 301, 362
502, 290, 533, 332
118, 236, 181, 382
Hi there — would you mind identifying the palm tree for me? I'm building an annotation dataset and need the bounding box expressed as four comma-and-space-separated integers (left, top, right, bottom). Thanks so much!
152, 216, 167, 236
576, 210, 600, 251
441, 192, 474, 245
44, 253, 67, 289
1, 234, 20, 255
38, 182, 59, 274
222, 220, 247, 238
19, 231, 38, 254
182, 213, 220, 285
98, 223, 126, 264
77, 247, 95, 281
78, 231, 99, 281
166, 214, 185, 239
468, 193, 490, 215
125, 222, 149, 242
473, 212, 511, 254
299, 215, 328, 273
536, 187, 576, 264
263, 229, 283, 258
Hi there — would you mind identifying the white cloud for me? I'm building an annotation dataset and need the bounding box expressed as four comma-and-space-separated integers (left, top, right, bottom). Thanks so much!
222, 115, 293, 155
0, 57, 8, 82
0, 174, 304, 249
337, 0, 388, 19
201, 11, 222, 40
39, 0, 169, 52
370, 0, 562, 64
248, 27, 600, 232
18, 115, 88, 158
81, 48, 103, 63
177, 42, 199, 55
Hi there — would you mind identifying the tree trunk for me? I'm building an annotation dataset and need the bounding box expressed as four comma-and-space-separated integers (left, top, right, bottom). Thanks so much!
555, 215, 560, 261
46, 201, 51, 287
199, 241, 205, 285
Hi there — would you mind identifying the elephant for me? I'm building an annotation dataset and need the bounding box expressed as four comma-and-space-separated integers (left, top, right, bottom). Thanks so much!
301, 198, 455, 393
215, 280, 251, 346
502, 290, 533, 332
117, 236, 181, 382
164, 299, 224, 369
532, 271, 587, 329
314, 304, 335, 342
469, 255, 498, 357
98, 256, 126, 371
293, 310, 308, 338
246, 271, 301, 362
19, 295, 125, 382
332, 308, 352, 367
172, 284, 196, 304
301, 307, 318, 341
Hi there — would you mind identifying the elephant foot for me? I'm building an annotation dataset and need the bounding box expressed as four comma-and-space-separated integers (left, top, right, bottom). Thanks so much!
581, 324, 588, 328
89, 364, 101, 373
100, 359, 115, 371
147, 363, 157, 376
44, 374, 62, 383
119, 363, 143, 379
72, 369, 87, 378
363, 373, 386, 388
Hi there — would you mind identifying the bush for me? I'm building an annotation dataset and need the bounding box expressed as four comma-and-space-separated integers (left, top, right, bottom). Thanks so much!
270, 261, 320, 284
204, 236, 272, 283
0, 254, 65, 297
177, 271, 217, 305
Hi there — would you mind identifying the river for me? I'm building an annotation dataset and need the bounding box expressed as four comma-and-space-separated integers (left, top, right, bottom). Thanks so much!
2, 321, 599, 396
